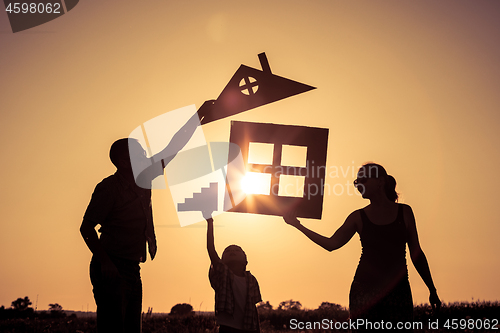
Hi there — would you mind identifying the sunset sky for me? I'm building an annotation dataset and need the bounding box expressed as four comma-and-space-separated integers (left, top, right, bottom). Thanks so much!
1, 0, 499, 313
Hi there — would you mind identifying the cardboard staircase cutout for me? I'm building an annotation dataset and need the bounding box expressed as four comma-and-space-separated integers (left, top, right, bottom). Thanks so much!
178, 182, 218, 213
164, 141, 246, 227
226, 121, 329, 219
198, 53, 316, 124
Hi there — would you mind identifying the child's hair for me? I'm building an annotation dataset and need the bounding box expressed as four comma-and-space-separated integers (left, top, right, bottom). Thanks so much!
222, 245, 247, 264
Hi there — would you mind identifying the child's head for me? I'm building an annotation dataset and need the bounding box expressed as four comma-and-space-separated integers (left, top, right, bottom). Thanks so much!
221, 245, 247, 267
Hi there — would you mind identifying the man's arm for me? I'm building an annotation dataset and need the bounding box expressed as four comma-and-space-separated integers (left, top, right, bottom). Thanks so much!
153, 111, 205, 167
135, 111, 205, 186
80, 219, 120, 279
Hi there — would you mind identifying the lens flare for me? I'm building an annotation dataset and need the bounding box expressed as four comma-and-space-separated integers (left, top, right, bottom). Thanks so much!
240, 172, 271, 195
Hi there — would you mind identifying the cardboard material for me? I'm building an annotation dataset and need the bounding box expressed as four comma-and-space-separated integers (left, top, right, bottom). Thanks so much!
226, 121, 329, 219
178, 182, 218, 213
198, 53, 315, 124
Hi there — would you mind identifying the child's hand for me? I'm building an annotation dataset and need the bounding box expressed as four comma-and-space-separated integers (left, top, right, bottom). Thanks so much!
283, 208, 301, 227
203, 211, 213, 221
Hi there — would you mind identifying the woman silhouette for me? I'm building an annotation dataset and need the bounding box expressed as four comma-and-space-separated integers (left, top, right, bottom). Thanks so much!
283, 163, 441, 331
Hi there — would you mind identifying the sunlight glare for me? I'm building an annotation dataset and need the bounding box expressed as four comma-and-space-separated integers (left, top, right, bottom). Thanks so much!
241, 172, 271, 195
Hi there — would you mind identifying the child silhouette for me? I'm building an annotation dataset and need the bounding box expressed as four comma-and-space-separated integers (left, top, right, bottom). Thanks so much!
205, 213, 262, 333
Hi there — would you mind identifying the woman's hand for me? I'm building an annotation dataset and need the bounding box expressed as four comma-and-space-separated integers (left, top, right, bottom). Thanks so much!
429, 290, 441, 312
283, 208, 301, 228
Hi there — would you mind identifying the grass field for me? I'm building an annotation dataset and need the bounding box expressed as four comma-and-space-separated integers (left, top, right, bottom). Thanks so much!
0, 301, 498, 332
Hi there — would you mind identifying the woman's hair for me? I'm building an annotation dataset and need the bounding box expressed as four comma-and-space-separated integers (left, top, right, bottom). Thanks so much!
360, 163, 399, 202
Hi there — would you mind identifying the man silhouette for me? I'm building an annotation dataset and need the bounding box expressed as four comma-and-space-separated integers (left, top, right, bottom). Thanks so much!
80, 110, 207, 332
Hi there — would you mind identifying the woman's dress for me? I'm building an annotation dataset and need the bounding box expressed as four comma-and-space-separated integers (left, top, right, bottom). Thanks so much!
349, 204, 413, 331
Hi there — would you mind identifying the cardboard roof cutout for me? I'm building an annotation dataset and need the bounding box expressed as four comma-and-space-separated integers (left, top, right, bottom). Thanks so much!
198, 53, 316, 124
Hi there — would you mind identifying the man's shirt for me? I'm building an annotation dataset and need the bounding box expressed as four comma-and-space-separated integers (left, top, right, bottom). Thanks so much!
84, 172, 155, 262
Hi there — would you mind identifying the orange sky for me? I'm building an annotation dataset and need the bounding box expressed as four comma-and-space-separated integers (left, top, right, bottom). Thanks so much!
1, 0, 499, 313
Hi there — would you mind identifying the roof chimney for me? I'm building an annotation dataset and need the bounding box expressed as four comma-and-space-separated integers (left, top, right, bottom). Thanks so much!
258, 52, 272, 74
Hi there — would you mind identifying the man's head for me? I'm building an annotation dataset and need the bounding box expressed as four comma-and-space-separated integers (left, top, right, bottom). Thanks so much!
110, 138, 130, 169
109, 138, 148, 171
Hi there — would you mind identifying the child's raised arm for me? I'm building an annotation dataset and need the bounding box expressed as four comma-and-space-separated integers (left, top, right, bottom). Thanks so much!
205, 214, 221, 265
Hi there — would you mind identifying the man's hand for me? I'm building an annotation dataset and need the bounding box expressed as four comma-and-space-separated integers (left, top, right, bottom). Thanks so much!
197, 100, 216, 124
148, 237, 157, 260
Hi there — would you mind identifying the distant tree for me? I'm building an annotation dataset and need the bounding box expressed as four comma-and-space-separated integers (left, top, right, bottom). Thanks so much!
48, 303, 65, 318
0, 305, 7, 320
10, 297, 34, 318
11, 296, 32, 311
169, 303, 194, 316
317, 302, 344, 311
278, 299, 302, 311
256, 301, 273, 311
49, 303, 63, 312
315, 302, 349, 321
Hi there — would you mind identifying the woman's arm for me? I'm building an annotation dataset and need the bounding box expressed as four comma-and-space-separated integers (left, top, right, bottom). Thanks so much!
404, 205, 441, 309
283, 210, 359, 252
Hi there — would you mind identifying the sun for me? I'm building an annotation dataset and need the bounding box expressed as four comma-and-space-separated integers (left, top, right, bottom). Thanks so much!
240, 172, 271, 195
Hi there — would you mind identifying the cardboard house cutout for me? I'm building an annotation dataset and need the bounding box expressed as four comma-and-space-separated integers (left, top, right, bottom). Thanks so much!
132, 53, 327, 224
